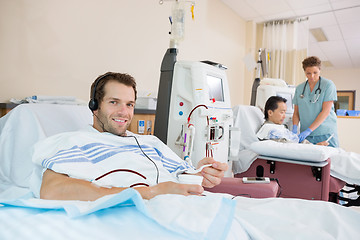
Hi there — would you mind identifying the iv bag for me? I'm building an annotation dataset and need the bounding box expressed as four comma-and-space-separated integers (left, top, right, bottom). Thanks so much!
170, 1, 185, 42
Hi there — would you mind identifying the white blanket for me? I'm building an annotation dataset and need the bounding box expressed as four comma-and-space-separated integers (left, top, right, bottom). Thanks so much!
329, 148, 360, 185
233, 196, 360, 240
30, 126, 194, 197
0, 188, 240, 240
1, 189, 360, 240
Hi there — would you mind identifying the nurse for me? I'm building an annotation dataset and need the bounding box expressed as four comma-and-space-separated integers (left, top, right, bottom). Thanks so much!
292, 56, 339, 147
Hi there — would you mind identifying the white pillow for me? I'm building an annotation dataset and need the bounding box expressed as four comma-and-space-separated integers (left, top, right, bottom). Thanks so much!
250, 140, 339, 162
0, 104, 92, 188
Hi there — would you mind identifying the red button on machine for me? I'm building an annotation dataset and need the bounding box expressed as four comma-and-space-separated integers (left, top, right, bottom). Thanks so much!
179, 102, 184, 106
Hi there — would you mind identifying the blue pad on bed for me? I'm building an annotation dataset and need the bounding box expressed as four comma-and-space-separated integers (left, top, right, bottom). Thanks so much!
0, 188, 236, 240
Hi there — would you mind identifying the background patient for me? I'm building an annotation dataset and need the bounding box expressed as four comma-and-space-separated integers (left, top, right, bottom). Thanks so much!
257, 96, 328, 146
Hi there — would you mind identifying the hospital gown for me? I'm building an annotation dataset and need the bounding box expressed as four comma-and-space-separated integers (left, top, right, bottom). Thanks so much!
256, 121, 306, 143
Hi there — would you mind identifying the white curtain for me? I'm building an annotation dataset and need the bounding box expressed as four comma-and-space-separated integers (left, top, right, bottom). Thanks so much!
262, 18, 309, 85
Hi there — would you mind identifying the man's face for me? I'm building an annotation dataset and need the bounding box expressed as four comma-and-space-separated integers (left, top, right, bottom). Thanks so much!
268, 101, 287, 125
93, 81, 135, 136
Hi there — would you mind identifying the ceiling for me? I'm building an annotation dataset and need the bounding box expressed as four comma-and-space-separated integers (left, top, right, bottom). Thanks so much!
221, 0, 360, 69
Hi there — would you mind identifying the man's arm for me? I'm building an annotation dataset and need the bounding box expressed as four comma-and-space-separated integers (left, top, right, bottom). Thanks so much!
40, 169, 203, 201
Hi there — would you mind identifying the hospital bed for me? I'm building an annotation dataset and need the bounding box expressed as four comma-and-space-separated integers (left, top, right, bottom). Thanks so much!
231, 105, 360, 202
1, 103, 360, 240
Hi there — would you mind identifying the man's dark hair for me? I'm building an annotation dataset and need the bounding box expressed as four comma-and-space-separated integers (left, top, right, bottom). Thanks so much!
90, 72, 137, 105
264, 96, 287, 120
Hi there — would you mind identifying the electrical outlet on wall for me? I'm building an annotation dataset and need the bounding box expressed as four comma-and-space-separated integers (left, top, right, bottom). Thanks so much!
147, 120, 152, 134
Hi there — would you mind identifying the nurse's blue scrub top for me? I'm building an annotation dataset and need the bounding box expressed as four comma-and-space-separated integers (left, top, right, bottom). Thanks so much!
293, 76, 338, 136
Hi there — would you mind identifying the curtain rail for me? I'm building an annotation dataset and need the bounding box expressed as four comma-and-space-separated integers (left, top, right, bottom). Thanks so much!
264, 17, 308, 26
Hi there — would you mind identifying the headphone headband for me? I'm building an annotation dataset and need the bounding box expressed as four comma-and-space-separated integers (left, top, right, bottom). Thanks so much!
88, 72, 112, 111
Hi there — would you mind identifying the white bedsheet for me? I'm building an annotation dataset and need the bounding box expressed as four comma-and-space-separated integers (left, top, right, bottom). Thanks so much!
1, 189, 360, 240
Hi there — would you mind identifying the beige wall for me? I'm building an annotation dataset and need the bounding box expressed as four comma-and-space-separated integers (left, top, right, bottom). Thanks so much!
3, 0, 358, 152
0, 0, 246, 106
322, 68, 360, 110
337, 117, 359, 152
322, 67, 360, 152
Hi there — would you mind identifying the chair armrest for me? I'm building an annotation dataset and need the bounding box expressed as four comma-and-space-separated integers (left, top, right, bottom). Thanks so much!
204, 177, 279, 198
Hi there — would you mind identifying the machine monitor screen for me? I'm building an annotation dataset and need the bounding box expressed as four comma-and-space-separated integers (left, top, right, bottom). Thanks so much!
207, 75, 224, 102
276, 92, 293, 113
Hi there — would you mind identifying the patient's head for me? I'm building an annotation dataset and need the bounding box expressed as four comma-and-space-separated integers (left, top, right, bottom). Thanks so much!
264, 96, 287, 125
90, 72, 137, 104
90, 72, 137, 136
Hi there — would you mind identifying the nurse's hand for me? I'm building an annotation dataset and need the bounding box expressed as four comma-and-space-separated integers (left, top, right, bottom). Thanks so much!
298, 128, 312, 143
292, 125, 298, 134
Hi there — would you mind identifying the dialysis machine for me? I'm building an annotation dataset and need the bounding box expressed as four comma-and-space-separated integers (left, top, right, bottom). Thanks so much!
154, 0, 236, 175
155, 57, 235, 175
166, 61, 233, 169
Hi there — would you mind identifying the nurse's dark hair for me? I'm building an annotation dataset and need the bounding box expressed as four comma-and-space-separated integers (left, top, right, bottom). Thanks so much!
302, 56, 321, 71
264, 96, 287, 120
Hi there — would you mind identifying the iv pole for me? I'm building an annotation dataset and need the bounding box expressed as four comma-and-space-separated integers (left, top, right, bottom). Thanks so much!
250, 49, 262, 106
250, 48, 269, 106
154, 1, 190, 144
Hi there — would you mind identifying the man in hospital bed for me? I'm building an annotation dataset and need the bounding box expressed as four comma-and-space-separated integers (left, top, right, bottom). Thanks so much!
256, 96, 329, 146
30, 72, 228, 201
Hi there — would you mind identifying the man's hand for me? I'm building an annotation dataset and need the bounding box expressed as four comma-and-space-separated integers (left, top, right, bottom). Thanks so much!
197, 157, 228, 188
145, 182, 204, 199
316, 141, 329, 146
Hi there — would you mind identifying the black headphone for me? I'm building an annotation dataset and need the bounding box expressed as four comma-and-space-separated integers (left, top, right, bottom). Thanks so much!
89, 72, 112, 111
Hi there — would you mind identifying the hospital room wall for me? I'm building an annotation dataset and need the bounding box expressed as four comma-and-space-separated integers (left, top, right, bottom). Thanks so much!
322, 67, 360, 152
322, 68, 360, 111
0, 0, 247, 105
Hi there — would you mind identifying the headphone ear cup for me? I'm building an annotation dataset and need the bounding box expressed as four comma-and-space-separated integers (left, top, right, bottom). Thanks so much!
88, 99, 98, 111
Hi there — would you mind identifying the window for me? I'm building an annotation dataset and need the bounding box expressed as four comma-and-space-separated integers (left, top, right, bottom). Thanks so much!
335, 90, 355, 111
